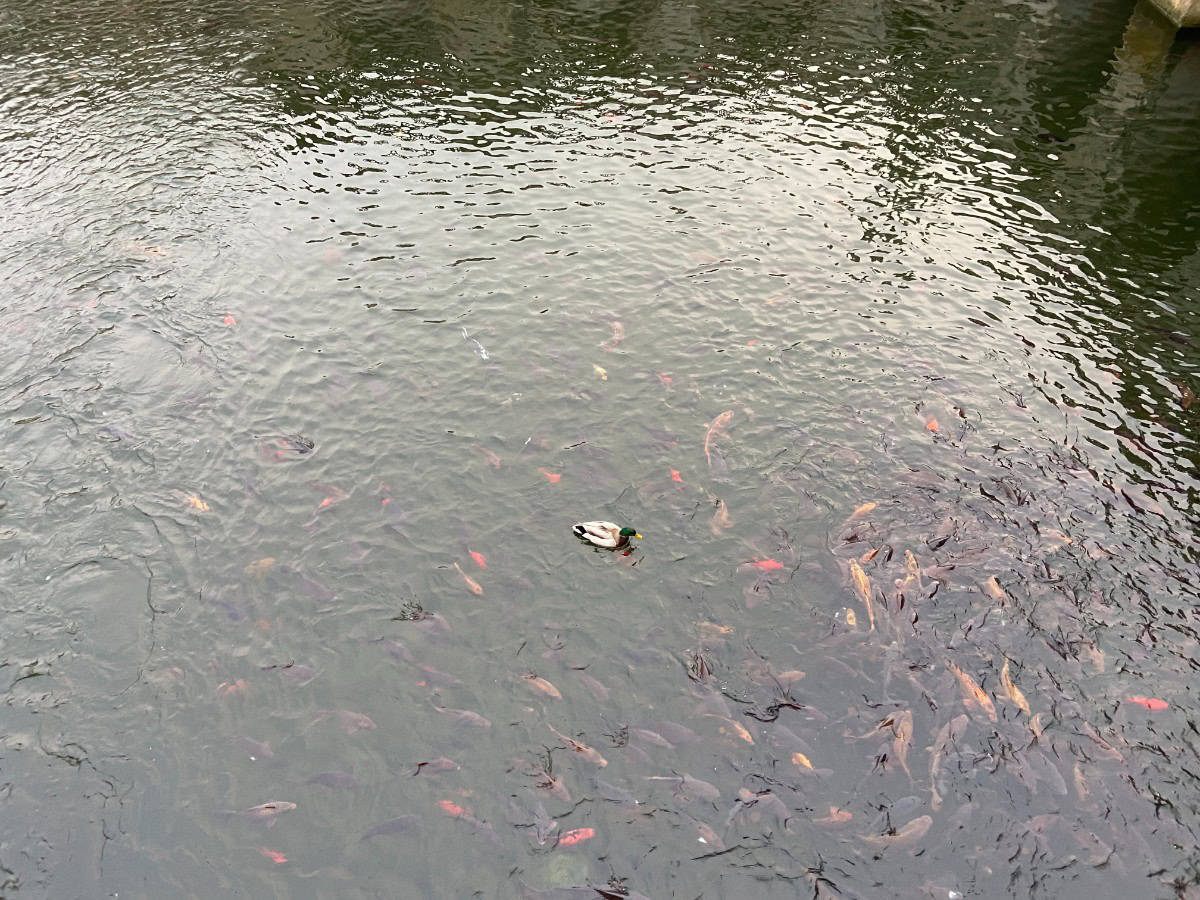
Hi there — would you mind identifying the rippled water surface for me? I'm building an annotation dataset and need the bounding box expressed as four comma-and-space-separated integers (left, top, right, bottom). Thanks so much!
2, 0, 1199, 897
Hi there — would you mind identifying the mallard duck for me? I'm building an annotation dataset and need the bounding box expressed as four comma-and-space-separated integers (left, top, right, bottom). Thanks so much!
572, 521, 642, 550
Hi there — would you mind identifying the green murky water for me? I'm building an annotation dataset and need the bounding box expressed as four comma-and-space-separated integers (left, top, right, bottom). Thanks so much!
1, 1, 1198, 897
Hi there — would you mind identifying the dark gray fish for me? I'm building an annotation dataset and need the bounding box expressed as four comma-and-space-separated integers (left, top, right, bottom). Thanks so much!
206, 595, 246, 621
646, 773, 720, 802
636, 720, 698, 745
307, 771, 357, 789
360, 815, 420, 840
593, 778, 640, 807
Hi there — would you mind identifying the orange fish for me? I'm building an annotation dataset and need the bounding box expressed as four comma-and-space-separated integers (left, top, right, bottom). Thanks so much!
1127, 696, 1168, 711
813, 806, 853, 826
557, 827, 595, 847
547, 724, 608, 766
538, 468, 562, 484
702, 713, 754, 744
671, 469, 683, 483
926, 418, 940, 432
258, 848, 287, 864
468, 550, 487, 569
704, 410, 733, 467
748, 559, 784, 572
452, 562, 483, 596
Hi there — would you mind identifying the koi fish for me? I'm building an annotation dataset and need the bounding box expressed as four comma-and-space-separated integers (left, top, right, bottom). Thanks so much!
983, 576, 1010, 604
601, 321, 625, 351
537, 468, 562, 484
452, 562, 484, 596
930, 714, 969, 810
847, 501, 877, 521
412, 757, 459, 775
792, 752, 814, 770
747, 558, 784, 572
1127, 696, 1168, 711
438, 799, 469, 817
670, 469, 683, 482
259, 848, 286, 863
243, 557, 276, 577
813, 806, 853, 826
184, 493, 210, 512
521, 674, 562, 699
709, 495, 733, 536
306, 771, 356, 789
947, 662, 997, 722
593, 364, 608, 381
461, 326, 490, 360
434, 705, 492, 728
925, 418, 940, 432
848, 560, 876, 630
1000, 658, 1031, 715
223, 314, 237, 327
860, 814, 932, 848
556, 827, 595, 847
702, 713, 754, 744
480, 447, 502, 469
547, 724, 608, 766
241, 801, 296, 826
703, 410, 733, 467
360, 815, 420, 841
892, 709, 913, 778
468, 550, 487, 569
216, 679, 248, 698
331, 710, 376, 734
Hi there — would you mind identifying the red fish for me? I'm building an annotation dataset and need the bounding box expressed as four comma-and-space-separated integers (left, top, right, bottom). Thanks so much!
670, 469, 683, 483
748, 559, 784, 572
1127, 696, 1168, 711
259, 848, 287, 864
469, 550, 487, 569
538, 468, 562, 484
557, 827, 595, 847
223, 314, 237, 326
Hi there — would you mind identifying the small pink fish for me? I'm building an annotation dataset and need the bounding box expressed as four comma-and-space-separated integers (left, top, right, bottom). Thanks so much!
1127, 696, 1169, 711
671, 469, 683, 483
468, 550, 487, 569
538, 468, 562, 484
223, 314, 237, 326
748, 559, 785, 572
259, 847, 287, 864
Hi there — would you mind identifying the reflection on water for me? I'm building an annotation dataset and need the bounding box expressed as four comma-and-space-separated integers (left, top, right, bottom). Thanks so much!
1, 0, 1198, 897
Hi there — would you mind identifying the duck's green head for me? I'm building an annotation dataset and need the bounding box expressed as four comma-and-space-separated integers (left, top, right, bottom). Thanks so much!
620, 527, 642, 539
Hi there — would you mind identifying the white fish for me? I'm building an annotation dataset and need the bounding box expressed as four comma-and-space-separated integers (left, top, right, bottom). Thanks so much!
461, 327, 490, 360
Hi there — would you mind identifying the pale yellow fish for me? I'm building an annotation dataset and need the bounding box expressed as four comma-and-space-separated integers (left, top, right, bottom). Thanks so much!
813, 806, 853, 825
847, 501, 877, 521
244, 557, 276, 577
593, 364, 608, 381
184, 493, 210, 511
696, 621, 734, 636
947, 661, 997, 722
520, 674, 562, 699
1000, 658, 1031, 716
703, 410, 733, 467
893, 709, 913, 778
845, 608, 858, 629
452, 562, 484, 596
708, 496, 733, 536
848, 560, 876, 630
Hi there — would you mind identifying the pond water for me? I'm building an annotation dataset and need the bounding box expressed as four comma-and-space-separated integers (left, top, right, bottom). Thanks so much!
1, 0, 1198, 897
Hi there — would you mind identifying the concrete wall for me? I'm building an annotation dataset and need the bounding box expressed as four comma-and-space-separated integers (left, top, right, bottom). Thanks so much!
1147, 0, 1200, 27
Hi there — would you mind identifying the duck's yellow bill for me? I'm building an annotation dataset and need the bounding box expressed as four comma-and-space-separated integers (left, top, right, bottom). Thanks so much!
635, 533, 643, 539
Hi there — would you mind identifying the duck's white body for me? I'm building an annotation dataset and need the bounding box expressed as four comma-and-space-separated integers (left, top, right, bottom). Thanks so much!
572, 521, 633, 549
